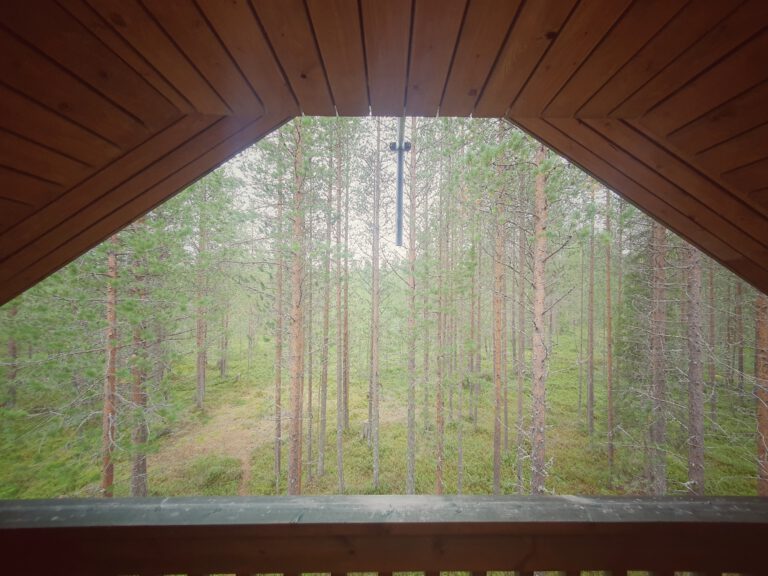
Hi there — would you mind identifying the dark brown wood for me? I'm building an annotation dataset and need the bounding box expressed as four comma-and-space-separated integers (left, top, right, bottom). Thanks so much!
474, 0, 575, 117
405, 0, 465, 116
254, 0, 334, 116
2, 0, 768, 303
360, 0, 411, 116
0, 496, 766, 575
439, 0, 520, 117
306, 0, 368, 116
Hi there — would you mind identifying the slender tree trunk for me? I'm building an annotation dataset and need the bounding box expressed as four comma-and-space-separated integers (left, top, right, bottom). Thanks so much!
736, 280, 745, 397
318, 154, 332, 477
196, 189, 209, 410
492, 196, 505, 495
274, 180, 285, 493
686, 245, 705, 495
287, 122, 305, 496
516, 193, 526, 494
102, 236, 118, 497
406, 117, 418, 494
130, 242, 148, 498
649, 221, 668, 495
531, 144, 548, 494
756, 292, 768, 496
435, 141, 446, 496
219, 302, 229, 379
422, 164, 431, 433
343, 151, 351, 432
371, 118, 381, 490
587, 184, 596, 436
578, 244, 584, 417
605, 189, 614, 475
306, 186, 314, 482
335, 124, 345, 494
708, 260, 717, 423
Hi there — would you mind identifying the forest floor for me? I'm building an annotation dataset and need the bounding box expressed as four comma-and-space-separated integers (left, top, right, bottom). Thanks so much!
0, 334, 758, 498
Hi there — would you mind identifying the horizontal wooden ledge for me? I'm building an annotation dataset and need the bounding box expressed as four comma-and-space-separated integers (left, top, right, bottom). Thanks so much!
1, 497, 766, 575
2, 495, 767, 528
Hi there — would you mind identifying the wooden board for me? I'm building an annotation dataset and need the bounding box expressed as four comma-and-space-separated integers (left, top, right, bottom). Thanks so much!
2, 0, 768, 302
0, 497, 767, 575
439, 0, 521, 117
306, 0, 369, 116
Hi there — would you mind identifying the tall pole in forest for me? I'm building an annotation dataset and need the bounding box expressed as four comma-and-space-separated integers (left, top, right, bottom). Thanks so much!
756, 292, 768, 496
102, 235, 118, 497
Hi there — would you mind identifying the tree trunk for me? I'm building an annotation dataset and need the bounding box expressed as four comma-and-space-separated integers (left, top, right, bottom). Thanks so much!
736, 280, 745, 397
516, 189, 526, 494
130, 242, 148, 498
686, 245, 705, 495
587, 184, 596, 436
406, 117, 418, 494
649, 221, 668, 495
531, 144, 548, 494
335, 124, 345, 494
196, 188, 209, 411
756, 292, 768, 496
492, 196, 505, 495
306, 179, 314, 482
318, 151, 332, 477
708, 260, 717, 424
371, 117, 382, 490
605, 189, 614, 475
102, 235, 118, 497
219, 303, 229, 379
435, 138, 446, 496
274, 177, 285, 493
287, 122, 305, 496
343, 145, 351, 432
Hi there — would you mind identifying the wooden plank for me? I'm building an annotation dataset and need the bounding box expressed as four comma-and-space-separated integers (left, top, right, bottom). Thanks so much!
306, 0, 369, 116
579, 1, 736, 118
253, 0, 334, 116
694, 123, 768, 177
0, 199, 33, 236
0, 111, 292, 304
58, 0, 193, 114
473, 0, 576, 118
614, 0, 768, 118
439, 0, 520, 117
723, 157, 768, 194
142, 1, 263, 117
639, 31, 768, 137
0, 27, 148, 149
197, 0, 298, 116
0, 84, 121, 167
509, 0, 632, 117
86, 0, 229, 115
546, 0, 686, 117
667, 80, 768, 155
1, 497, 768, 575
0, 0, 179, 131
0, 167, 62, 210
579, 117, 768, 259
405, 0, 466, 117
0, 130, 91, 187
511, 115, 768, 291
361, 0, 411, 116
0, 115, 216, 263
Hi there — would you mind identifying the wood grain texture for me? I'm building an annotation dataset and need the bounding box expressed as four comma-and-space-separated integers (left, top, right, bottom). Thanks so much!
1, 0, 768, 303
0, 497, 766, 575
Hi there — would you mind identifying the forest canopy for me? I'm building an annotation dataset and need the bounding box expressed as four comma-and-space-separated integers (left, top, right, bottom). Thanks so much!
1, 117, 767, 499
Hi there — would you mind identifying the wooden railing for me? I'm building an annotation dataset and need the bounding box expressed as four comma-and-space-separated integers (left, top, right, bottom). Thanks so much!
0, 496, 766, 575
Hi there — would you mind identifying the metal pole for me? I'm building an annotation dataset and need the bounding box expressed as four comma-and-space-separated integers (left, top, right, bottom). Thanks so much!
395, 116, 406, 247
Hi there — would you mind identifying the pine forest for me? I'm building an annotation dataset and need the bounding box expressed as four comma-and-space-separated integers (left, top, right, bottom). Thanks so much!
2, 117, 767, 499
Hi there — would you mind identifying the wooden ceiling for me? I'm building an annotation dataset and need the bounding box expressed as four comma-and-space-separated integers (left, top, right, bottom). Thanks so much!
1, 0, 767, 304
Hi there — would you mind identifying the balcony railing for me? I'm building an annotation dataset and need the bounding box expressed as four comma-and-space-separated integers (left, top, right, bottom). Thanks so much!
0, 496, 766, 575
